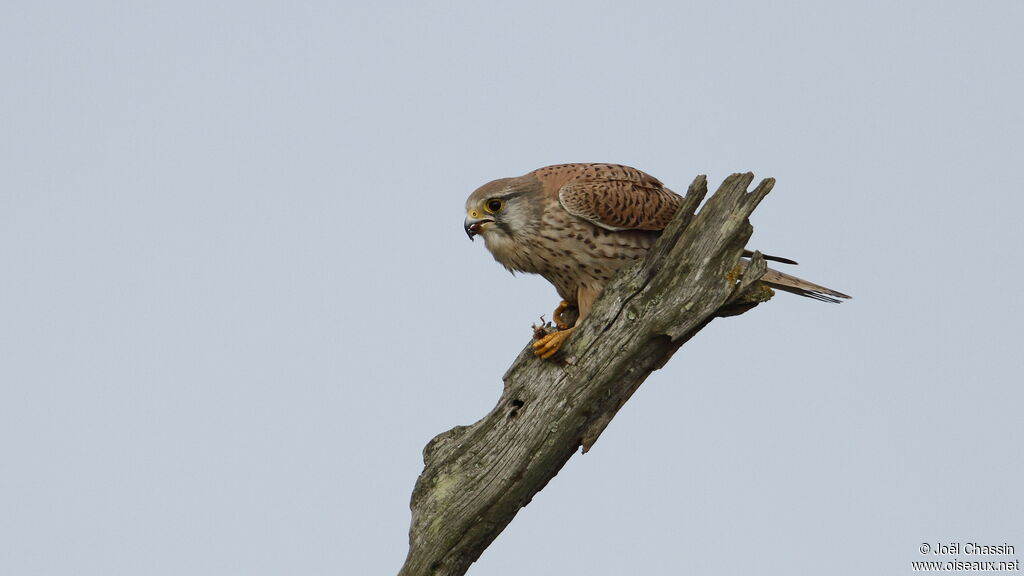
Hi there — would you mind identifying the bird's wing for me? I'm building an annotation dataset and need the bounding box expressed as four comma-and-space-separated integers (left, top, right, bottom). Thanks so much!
557, 165, 683, 231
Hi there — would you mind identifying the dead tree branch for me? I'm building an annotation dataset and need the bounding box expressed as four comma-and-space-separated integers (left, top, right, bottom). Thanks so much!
399, 173, 775, 576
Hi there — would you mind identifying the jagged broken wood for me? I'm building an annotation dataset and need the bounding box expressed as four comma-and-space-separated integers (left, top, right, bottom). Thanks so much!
399, 173, 776, 576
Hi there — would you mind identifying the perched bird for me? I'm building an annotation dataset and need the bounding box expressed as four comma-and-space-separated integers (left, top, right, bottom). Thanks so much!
464, 163, 850, 358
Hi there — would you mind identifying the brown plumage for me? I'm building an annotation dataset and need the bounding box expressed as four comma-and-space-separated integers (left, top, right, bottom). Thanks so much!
464, 163, 850, 358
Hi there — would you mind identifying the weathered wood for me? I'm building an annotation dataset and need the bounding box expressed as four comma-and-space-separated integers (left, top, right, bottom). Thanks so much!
399, 173, 775, 576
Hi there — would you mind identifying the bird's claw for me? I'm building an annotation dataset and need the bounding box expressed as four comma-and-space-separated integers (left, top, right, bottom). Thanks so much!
532, 327, 574, 359
552, 300, 571, 331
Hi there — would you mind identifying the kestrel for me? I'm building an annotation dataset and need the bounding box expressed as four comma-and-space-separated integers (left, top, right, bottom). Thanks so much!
464, 163, 850, 359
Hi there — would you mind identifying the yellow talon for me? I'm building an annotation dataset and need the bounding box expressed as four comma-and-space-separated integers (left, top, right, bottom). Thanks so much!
552, 300, 571, 330
532, 327, 574, 359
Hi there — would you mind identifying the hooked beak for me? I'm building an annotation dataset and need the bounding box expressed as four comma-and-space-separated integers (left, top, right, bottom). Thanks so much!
464, 213, 494, 241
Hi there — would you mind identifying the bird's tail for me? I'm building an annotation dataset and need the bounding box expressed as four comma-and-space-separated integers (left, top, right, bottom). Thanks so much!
759, 267, 851, 303
740, 250, 850, 303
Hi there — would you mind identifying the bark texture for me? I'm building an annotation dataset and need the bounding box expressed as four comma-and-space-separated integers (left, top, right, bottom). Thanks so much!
399, 173, 776, 576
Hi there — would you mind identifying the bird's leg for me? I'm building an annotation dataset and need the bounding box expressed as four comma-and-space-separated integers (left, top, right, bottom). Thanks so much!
533, 287, 598, 359
532, 301, 577, 358
532, 326, 574, 359
551, 300, 571, 330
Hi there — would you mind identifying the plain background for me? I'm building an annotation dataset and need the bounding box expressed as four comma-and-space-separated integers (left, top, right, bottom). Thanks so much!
2, 1, 1021, 574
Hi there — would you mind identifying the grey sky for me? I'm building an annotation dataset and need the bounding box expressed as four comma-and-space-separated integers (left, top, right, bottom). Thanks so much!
2, 1, 1021, 574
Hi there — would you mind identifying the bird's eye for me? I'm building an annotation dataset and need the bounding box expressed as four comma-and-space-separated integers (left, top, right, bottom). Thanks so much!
485, 199, 504, 213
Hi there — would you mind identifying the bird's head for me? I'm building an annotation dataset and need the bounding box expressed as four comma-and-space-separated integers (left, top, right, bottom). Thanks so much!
463, 176, 540, 246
